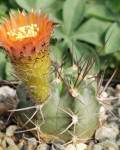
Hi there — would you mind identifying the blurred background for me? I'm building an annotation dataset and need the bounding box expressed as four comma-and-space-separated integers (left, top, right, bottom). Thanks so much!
0, 0, 120, 80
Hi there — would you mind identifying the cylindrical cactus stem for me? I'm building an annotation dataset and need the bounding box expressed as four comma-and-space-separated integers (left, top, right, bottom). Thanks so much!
12, 48, 51, 103
0, 9, 57, 104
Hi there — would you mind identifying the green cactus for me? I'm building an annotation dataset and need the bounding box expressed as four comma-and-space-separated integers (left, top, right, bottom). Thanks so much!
0, 9, 116, 144
15, 57, 101, 143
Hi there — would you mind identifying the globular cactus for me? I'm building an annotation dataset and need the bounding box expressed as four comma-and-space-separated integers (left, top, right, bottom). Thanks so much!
0, 9, 116, 144
16, 67, 100, 143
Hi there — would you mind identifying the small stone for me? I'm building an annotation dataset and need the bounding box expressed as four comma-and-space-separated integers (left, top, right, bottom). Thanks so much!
0, 86, 16, 97
108, 123, 119, 136
115, 84, 120, 100
100, 140, 119, 150
0, 147, 3, 150
115, 84, 120, 94
0, 132, 6, 139
118, 108, 120, 116
6, 137, 15, 145
51, 140, 65, 145
6, 125, 18, 137
51, 144, 65, 150
116, 96, 120, 105
51, 140, 65, 150
5, 144, 19, 150
99, 106, 108, 124
27, 137, 37, 147
17, 139, 24, 149
109, 148, 116, 150
37, 143, 50, 150
76, 143, 87, 150
92, 144, 102, 150
95, 126, 118, 140
65, 144, 76, 150
1, 138, 7, 149
88, 141, 95, 150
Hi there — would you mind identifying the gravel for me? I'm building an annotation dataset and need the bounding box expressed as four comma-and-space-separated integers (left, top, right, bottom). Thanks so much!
37, 144, 50, 150
6, 125, 18, 137
95, 123, 119, 140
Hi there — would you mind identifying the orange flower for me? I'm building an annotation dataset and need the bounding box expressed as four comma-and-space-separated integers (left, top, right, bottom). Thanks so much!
0, 9, 56, 58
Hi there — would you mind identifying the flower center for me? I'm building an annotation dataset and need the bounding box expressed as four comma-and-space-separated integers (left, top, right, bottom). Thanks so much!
7, 24, 39, 41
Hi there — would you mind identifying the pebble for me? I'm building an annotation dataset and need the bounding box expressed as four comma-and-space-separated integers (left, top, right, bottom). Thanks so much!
0, 147, 3, 150
51, 144, 65, 150
99, 140, 119, 150
0, 132, 7, 149
17, 139, 24, 149
118, 108, 120, 116
92, 144, 102, 150
0, 132, 19, 150
115, 84, 120, 101
99, 106, 108, 124
27, 137, 37, 147
95, 124, 119, 140
116, 139, 120, 147
115, 84, 120, 94
5, 144, 19, 150
65, 144, 76, 150
108, 123, 119, 136
6, 125, 18, 137
91, 140, 119, 150
6, 137, 15, 145
51, 140, 65, 150
0, 86, 16, 97
51, 140, 65, 145
37, 143, 50, 150
1, 139, 7, 149
76, 143, 87, 150
0, 132, 7, 139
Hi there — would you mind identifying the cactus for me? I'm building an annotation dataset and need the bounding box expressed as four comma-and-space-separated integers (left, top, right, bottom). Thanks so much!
16, 67, 100, 143
0, 9, 117, 144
